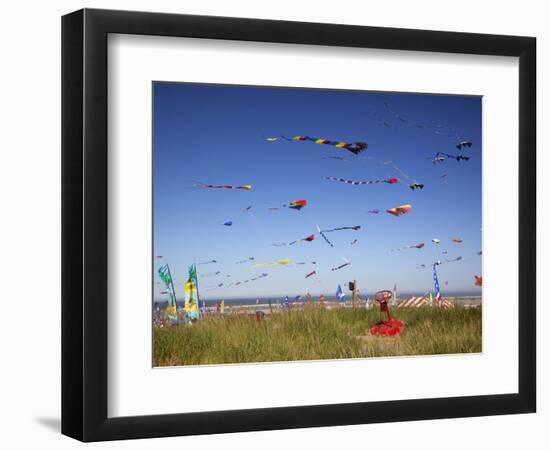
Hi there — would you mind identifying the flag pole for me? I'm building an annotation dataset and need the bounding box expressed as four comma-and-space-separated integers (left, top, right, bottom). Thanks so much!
353, 279, 357, 308
166, 263, 177, 308
193, 257, 203, 314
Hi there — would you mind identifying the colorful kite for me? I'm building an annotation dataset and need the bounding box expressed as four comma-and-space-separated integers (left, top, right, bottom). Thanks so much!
321, 225, 361, 233
391, 242, 425, 252
350, 239, 358, 245
198, 259, 217, 265
236, 257, 255, 264
305, 270, 317, 279
331, 257, 351, 272
267, 135, 368, 155
409, 182, 425, 190
287, 199, 307, 210
273, 234, 315, 247
322, 156, 347, 161
452, 238, 463, 243
432, 152, 470, 163
193, 181, 252, 190
202, 271, 221, 277
323, 176, 398, 185
269, 199, 308, 211
475, 275, 483, 287
432, 238, 441, 244
456, 141, 473, 150
223, 221, 233, 226
253, 259, 291, 268
386, 204, 412, 216
368, 209, 380, 214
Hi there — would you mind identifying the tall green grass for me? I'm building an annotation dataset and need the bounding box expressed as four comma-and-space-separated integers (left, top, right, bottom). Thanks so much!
153, 305, 481, 366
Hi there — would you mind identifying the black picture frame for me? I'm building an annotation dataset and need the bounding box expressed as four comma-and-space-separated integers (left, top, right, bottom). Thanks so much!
62, 8, 536, 442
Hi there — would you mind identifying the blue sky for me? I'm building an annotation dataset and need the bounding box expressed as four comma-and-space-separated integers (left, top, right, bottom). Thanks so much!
153, 82, 482, 300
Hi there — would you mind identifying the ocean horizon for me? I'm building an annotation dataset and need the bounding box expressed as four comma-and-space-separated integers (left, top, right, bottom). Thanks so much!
153, 291, 482, 307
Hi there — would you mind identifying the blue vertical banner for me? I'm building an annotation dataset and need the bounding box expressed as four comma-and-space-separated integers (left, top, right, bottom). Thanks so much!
432, 263, 442, 306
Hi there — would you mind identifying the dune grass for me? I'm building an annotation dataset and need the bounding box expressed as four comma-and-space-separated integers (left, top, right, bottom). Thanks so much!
153, 305, 482, 366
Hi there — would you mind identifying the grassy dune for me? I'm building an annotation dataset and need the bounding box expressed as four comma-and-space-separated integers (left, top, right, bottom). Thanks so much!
153, 305, 482, 366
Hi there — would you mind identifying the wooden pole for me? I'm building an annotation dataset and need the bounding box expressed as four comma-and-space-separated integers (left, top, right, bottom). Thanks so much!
353, 279, 357, 308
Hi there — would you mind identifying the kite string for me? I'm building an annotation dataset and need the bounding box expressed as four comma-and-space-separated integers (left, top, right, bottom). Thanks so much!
377, 102, 463, 141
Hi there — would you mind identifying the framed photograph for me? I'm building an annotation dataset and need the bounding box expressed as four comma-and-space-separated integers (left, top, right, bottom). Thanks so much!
62, 8, 536, 442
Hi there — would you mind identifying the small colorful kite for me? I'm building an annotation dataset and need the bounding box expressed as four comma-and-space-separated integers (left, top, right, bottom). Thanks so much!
267, 135, 368, 155
350, 239, 358, 245
223, 221, 233, 226
321, 225, 361, 233
323, 176, 398, 185
432, 238, 441, 244
409, 182, 424, 190
236, 257, 255, 264
270, 199, 308, 211
368, 209, 380, 214
386, 204, 412, 216
198, 259, 217, 265
273, 234, 315, 247
431, 152, 470, 163
322, 156, 347, 161
452, 238, 464, 243
193, 181, 252, 190
202, 271, 221, 277
331, 257, 351, 272
253, 259, 291, 268
456, 141, 473, 150
475, 275, 483, 287
391, 242, 425, 252
305, 270, 317, 279
287, 199, 307, 210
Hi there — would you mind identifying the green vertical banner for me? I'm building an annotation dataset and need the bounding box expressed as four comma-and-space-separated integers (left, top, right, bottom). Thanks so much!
158, 264, 178, 322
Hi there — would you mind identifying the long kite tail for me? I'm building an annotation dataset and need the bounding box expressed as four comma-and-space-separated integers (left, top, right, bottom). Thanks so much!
268, 135, 367, 155
321, 225, 361, 233
193, 180, 252, 190
317, 225, 334, 247
323, 176, 398, 185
